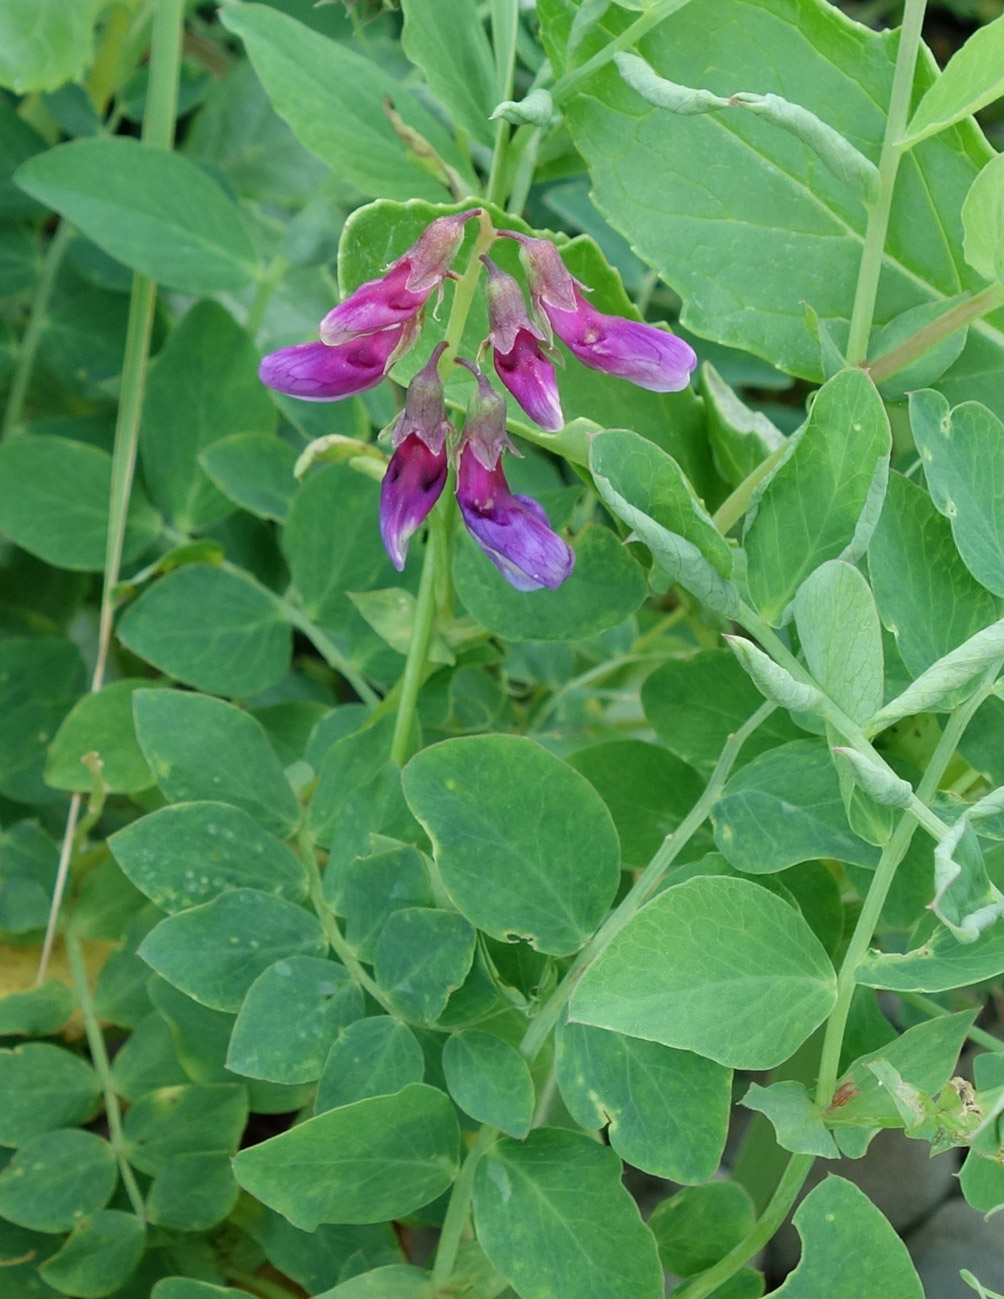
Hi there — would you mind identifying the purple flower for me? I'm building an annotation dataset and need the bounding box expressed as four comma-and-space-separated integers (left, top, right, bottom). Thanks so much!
320, 209, 481, 346
380, 433, 448, 571
456, 443, 575, 592
258, 324, 409, 401
482, 256, 564, 432
505, 232, 697, 393
389, 341, 453, 455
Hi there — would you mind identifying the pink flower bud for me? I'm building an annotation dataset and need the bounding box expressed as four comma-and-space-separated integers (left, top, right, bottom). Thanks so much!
390, 342, 453, 454
482, 256, 564, 432
455, 359, 515, 469
320, 209, 481, 345
379, 433, 448, 571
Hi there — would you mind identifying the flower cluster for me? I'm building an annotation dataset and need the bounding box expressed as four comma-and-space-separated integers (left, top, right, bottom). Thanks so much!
258, 211, 697, 591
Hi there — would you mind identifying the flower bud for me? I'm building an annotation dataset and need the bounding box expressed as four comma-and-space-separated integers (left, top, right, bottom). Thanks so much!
391, 341, 453, 454
258, 324, 408, 401
379, 433, 448, 571
482, 257, 564, 432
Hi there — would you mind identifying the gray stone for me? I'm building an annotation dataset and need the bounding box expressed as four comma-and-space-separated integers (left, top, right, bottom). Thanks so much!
907, 1197, 1004, 1299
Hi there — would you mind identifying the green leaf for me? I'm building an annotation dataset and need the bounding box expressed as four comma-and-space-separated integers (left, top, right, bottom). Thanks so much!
700, 362, 785, 487
109, 801, 308, 914
220, 4, 473, 201
647, 1181, 755, 1276
911, 389, 1004, 597
110, 1013, 189, 1102
0, 436, 160, 571
961, 1054, 1004, 1213
0, 1044, 100, 1147
153, 1284, 249, 1299
741, 1080, 839, 1157
133, 690, 301, 839
555, 1021, 731, 1182
868, 472, 998, 679
200, 433, 299, 523
314, 1268, 431, 1299
725, 635, 824, 714
932, 820, 1004, 942
442, 1030, 535, 1139
0, 1129, 116, 1232
793, 561, 883, 725
316, 1017, 425, 1113
15, 139, 258, 292
401, 0, 496, 146
227, 957, 363, 1084
233, 1083, 460, 1230
744, 370, 890, 623
566, 740, 705, 870
962, 153, 1004, 283
473, 1129, 663, 1299
337, 844, 434, 962
139, 889, 327, 1013
147, 1151, 239, 1232
0, 0, 103, 93
453, 524, 648, 643
0, 224, 39, 296
571, 876, 836, 1070
855, 922, 1004, 992
141, 301, 276, 532
402, 735, 621, 957
45, 679, 157, 794
869, 617, 1004, 731
904, 14, 1004, 148
547, 0, 998, 396
122, 1084, 247, 1176
373, 908, 477, 1024
826, 1012, 974, 1136
38, 1210, 145, 1299
641, 648, 801, 771
767, 1177, 923, 1299
118, 565, 291, 698
589, 429, 738, 617
0, 636, 84, 803
0, 980, 74, 1037
712, 739, 879, 874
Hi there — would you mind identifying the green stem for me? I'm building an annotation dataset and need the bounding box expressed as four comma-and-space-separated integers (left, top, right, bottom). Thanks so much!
845, 0, 928, 365
900, 991, 1004, 1053
389, 513, 441, 766
278, 592, 379, 707
2, 221, 74, 439
505, 125, 542, 216
530, 652, 665, 733
518, 701, 776, 1063
485, 0, 520, 206
551, 0, 698, 103
296, 824, 399, 1017
673, 1155, 815, 1299
430, 1124, 498, 1290
65, 932, 146, 1221
246, 254, 290, 339
225, 1269, 300, 1299
36, 0, 186, 988
712, 440, 789, 535
867, 283, 1004, 384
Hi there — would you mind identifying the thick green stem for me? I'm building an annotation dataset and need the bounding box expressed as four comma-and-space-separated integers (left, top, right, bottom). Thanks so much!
485, 0, 520, 206
845, 0, 928, 365
2, 221, 74, 439
518, 701, 776, 1063
389, 512, 442, 766
65, 932, 146, 1221
430, 1124, 498, 1289
868, 282, 1004, 384
551, 0, 698, 104
712, 440, 789, 535
673, 1155, 815, 1299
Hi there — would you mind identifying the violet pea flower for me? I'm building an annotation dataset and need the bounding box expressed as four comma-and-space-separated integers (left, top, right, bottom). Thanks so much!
320, 209, 481, 346
258, 324, 407, 401
505, 231, 697, 393
482, 256, 564, 432
456, 442, 575, 593
380, 433, 449, 572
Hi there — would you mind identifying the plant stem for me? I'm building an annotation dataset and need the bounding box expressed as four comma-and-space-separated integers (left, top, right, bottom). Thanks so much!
845, 0, 928, 365
296, 824, 399, 1017
550, 0, 698, 104
65, 932, 147, 1221
389, 512, 442, 766
518, 701, 776, 1063
2, 221, 74, 439
673, 1154, 815, 1299
867, 283, 1004, 384
505, 125, 542, 216
430, 1124, 498, 1290
36, 0, 186, 987
485, 0, 520, 206
277, 590, 379, 706
712, 440, 789, 535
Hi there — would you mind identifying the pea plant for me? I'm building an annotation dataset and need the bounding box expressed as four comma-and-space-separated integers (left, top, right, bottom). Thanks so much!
3, 0, 1004, 1296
